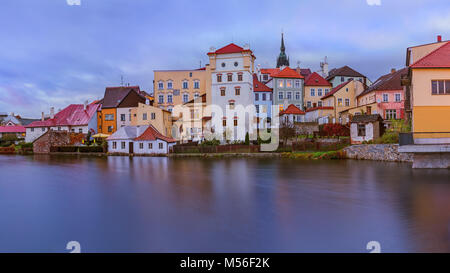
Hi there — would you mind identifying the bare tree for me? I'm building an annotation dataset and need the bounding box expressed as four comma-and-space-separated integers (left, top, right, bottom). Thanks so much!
279, 119, 296, 146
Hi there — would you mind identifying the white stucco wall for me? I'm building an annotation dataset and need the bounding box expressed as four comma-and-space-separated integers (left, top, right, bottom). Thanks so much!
108, 139, 175, 154
351, 123, 374, 143
116, 107, 134, 129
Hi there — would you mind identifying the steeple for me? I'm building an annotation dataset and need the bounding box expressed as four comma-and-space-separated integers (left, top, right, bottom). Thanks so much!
276, 32, 290, 68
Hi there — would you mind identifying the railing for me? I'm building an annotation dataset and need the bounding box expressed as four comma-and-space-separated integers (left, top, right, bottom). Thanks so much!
399, 132, 450, 146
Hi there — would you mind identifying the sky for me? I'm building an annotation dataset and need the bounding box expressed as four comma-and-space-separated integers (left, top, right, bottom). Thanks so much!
0, 0, 449, 117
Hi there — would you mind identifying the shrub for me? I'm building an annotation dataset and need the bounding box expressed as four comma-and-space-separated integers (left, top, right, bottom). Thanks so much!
245, 132, 250, 145
200, 139, 220, 146
79, 146, 104, 153
319, 123, 350, 137
375, 133, 399, 144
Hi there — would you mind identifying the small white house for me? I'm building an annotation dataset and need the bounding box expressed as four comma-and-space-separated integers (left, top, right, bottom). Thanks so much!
107, 125, 176, 155
280, 104, 305, 124
350, 114, 384, 144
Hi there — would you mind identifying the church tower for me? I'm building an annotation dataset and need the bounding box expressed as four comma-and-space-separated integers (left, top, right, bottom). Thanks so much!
276, 33, 290, 68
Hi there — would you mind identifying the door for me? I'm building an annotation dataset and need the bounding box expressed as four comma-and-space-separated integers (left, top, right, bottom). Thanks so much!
129, 142, 134, 154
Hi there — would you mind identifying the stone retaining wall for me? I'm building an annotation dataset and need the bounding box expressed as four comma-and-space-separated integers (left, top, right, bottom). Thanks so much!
343, 144, 413, 162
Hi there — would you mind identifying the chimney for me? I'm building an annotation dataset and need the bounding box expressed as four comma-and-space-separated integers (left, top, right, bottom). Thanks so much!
84, 100, 88, 110
391, 68, 396, 74
41, 112, 45, 121
437, 35, 442, 42
50, 107, 55, 119
320, 56, 329, 77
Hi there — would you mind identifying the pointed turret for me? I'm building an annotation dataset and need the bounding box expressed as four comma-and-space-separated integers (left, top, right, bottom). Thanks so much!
276, 33, 290, 68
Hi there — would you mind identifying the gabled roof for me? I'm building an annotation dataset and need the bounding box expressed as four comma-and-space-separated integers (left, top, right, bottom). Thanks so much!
351, 114, 383, 123
0, 125, 25, 133
26, 103, 100, 128
102, 86, 141, 108
134, 125, 176, 143
305, 72, 332, 86
273, 67, 303, 79
298, 68, 312, 78
253, 74, 272, 92
321, 80, 352, 100
357, 68, 407, 98
207, 43, 252, 55
260, 68, 280, 77
305, 106, 334, 112
280, 104, 305, 115
326, 65, 366, 80
410, 41, 450, 68
107, 125, 149, 140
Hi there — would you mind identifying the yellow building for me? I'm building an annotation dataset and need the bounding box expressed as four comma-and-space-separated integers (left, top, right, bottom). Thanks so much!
304, 72, 332, 109
153, 68, 208, 112
131, 102, 173, 137
405, 40, 450, 142
320, 80, 365, 123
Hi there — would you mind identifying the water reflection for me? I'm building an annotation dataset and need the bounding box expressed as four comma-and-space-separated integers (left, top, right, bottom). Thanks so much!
0, 155, 448, 252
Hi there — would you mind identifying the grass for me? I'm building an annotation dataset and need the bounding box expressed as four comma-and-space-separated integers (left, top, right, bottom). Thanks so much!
281, 150, 346, 160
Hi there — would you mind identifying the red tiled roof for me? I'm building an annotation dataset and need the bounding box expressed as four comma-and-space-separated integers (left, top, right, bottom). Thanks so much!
298, 68, 312, 78
321, 80, 352, 100
326, 65, 366, 80
273, 67, 304, 79
305, 106, 334, 112
0, 125, 26, 133
305, 72, 332, 86
260, 68, 280, 77
253, 74, 272, 92
134, 125, 176, 143
410, 41, 450, 68
26, 104, 100, 128
280, 104, 305, 115
357, 68, 407, 98
207, 43, 252, 55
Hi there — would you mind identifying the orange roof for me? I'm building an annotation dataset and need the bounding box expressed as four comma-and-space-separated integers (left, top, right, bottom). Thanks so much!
410, 41, 450, 68
253, 74, 272, 92
260, 68, 280, 77
305, 72, 332, 86
305, 106, 334, 112
208, 43, 252, 55
280, 104, 305, 115
273, 67, 304, 79
134, 125, 176, 143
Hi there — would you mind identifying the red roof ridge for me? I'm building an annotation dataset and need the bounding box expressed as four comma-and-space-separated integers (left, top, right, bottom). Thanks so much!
410, 41, 450, 68
134, 124, 176, 143
207, 43, 252, 55
252, 74, 272, 92
305, 72, 332, 86
280, 104, 305, 115
305, 106, 334, 112
273, 66, 304, 79
321, 80, 352, 100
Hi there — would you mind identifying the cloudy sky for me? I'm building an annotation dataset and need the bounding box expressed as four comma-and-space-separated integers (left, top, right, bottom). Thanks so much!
0, 0, 449, 117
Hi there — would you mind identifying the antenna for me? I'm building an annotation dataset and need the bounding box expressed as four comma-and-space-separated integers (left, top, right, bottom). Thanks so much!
120, 75, 124, 86
200, 60, 202, 68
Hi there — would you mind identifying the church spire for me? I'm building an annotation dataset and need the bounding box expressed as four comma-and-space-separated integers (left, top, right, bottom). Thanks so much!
276, 32, 289, 68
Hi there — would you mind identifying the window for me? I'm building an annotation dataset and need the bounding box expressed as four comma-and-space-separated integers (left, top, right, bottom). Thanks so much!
227, 74, 233, 82
278, 80, 284, 88
385, 109, 397, 120
295, 80, 300, 88
317, 88, 323, 97
139, 143, 144, 149
217, 74, 222, 82
310, 89, 315, 96
341, 76, 345, 82
263, 74, 268, 81
221, 62, 226, 67
42, 128, 45, 132
286, 80, 292, 88
237, 73, 243, 81
431, 80, 450, 95
287, 92, 292, 100
295, 92, 300, 100
194, 93, 199, 99
167, 94, 173, 103
167, 81, 173, 89
121, 142, 126, 149
383, 93, 389, 102
235, 87, 240, 95
220, 88, 225, 96
234, 62, 238, 67
143, 113, 147, 120
159, 143, 163, 149
338, 98, 343, 106
151, 113, 156, 120
79, 128, 83, 133
255, 93, 259, 101
158, 95, 164, 104
112, 142, 117, 149
222, 119, 226, 127
262, 93, 266, 101
395, 93, 401, 102
108, 126, 113, 132
307, 101, 312, 108
357, 124, 366, 136
318, 101, 322, 107
345, 98, 350, 106
234, 119, 238, 126
120, 114, 125, 121
256, 105, 259, 113
229, 101, 235, 110
182, 81, 188, 89
158, 81, 164, 90
30, 128, 34, 132
278, 92, 284, 100
324, 88, 329, 95
183, 93, 189, 103
148, 143, 153, 149
194, 81, 199, 89
105, 114, 114, 121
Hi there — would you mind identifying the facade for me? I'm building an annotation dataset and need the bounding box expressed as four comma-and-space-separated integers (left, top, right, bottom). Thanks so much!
304, 106, 335, 124
350, 114, 384, 144
304, 72, 332, 109
208, 43, 256, 141
0, 125, 26, 141
279, 104, 305, 124
173, 94, 210, 142
107, 125, 176, 155
25, 103, 99, 143
153, 68, 207, 112
131, 102, 173, 137
97, 86, 146, 134
272, 67, 304, 111
326, 65, 371, 87
253, 74, 273, 129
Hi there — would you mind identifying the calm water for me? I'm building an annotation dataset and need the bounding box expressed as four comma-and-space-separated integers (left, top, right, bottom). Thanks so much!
0, 155, 449, 253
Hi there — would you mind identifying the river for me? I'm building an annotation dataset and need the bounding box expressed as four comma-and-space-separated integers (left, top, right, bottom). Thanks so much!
0, 155, 449, 252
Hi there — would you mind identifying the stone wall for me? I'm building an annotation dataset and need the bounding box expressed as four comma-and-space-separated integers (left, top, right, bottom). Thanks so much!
33, 131, 84, 154
294, 122, 319, 135
343, 144, 413, 162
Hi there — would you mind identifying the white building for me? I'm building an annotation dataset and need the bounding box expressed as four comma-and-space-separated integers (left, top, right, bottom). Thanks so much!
107, 125, 176, 155
207, 43, 256, 141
